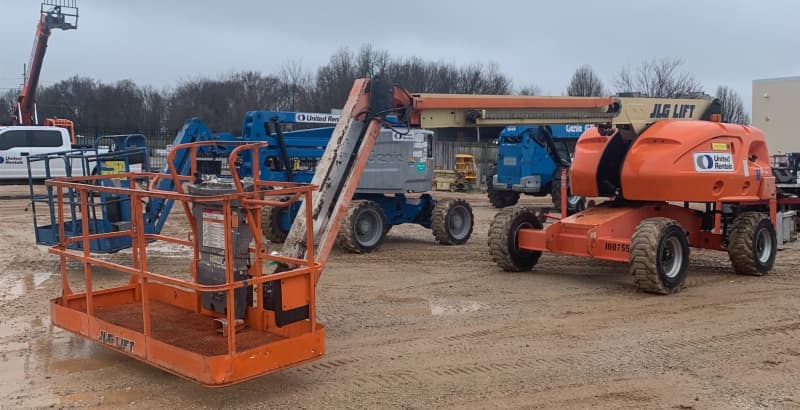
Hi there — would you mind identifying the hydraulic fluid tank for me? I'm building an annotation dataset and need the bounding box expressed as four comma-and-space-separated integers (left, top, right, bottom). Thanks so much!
187, 180, 253, 319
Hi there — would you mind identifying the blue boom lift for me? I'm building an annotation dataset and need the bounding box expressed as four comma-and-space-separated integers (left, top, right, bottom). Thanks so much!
175, 111, 475, 253
486, 124, 591, 211
30, 111, 474, 254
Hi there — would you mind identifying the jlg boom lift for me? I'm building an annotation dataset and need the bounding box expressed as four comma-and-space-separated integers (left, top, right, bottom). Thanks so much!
488, 105, 799, 294
48, 78, 723, 386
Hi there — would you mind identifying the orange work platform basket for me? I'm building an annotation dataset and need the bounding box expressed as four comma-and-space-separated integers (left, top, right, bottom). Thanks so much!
46, 141, 325, 386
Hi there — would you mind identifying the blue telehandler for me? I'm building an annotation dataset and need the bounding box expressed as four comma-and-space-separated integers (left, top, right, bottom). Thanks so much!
486, 124, 591, 212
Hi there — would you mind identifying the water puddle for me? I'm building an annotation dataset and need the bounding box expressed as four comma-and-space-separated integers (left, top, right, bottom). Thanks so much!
0, 312, 127, 405
429, 300, 486, 316
0, 271, 53, 300
0, 320, 26, 339
0, 353, 30, 399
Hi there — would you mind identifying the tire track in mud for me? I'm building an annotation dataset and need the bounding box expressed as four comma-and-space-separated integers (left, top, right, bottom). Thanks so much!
664, 321, 800, 352
300, 273, 800, 380
292, 357, 360, 375
335, 321, 800, 394
286, 312, 800, 394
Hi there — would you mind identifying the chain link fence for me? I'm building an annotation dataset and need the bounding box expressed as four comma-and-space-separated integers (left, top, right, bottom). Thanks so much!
75, 127, 177, 170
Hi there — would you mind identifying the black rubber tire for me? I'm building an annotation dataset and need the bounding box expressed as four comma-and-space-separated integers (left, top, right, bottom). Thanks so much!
487, 188, 520, 208
569, 195, 586, 213
486, 165, 519, 208
261, 205, 289, 243
488, 206, 543, 272
629, 218, 690, 295
727, 212, 777, 276
337, 200, 386, 253
551, 167, 585, 215
432, 199, 474, 245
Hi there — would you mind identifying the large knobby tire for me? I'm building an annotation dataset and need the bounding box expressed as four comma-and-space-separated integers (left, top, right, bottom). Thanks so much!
727, 212, 777, 276
432, 199, 474, 245
629, 218, 690, 295
337, 200, 386, 253
551, 167, 585, 215
261, 205, 289, 243
488, 206, 543, 271
487, 188, 520, 208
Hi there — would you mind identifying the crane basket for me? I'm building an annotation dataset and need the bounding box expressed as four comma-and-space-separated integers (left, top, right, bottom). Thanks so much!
47, 141, 325, 386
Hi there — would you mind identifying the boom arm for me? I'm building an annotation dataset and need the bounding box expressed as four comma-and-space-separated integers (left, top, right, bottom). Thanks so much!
13, 1, 78, 125
392, 91, 719, 136
278, 77, 720, 269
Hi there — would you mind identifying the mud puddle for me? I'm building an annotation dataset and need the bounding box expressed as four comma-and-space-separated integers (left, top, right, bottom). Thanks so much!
0, 272, 53, 301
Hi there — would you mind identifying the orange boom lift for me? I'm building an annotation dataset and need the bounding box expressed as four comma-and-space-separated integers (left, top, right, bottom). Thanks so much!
48, 78, 724, 385
489, 112, 798, 294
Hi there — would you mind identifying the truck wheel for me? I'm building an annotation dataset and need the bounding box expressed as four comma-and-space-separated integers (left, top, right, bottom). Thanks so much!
489, 206, 543, 271
630, 218, 689, 295
727, 212, 777, 276
338, 200, 386, 253
487, 188, 520, 208
568, 195, 586, 213
432, 199, 474, 245
261, 205, 289, 243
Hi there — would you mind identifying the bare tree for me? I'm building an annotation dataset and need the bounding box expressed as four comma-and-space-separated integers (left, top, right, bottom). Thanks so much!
455, 62, 512, 94
567, 65, 604, 96
279, 60, 312, 111
355, 44, 390, 77
0, 89, 16, 124
518, 85, 541, 96
614, 57, 703, 97
23, 45, 518, 131
715, 85, 750, 124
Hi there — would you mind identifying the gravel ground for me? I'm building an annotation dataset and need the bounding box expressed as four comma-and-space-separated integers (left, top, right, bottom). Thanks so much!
0, 187, 798, 409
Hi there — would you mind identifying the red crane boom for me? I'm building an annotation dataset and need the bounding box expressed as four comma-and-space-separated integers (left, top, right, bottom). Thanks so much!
13, 1, 78, 126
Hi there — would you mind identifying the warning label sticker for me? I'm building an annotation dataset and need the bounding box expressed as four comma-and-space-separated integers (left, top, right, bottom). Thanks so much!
202, 210, 225, 248
694, 152, 734, 172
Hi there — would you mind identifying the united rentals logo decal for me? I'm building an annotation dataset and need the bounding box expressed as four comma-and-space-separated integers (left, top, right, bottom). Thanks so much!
294, 112, 340, 124
694, 152, 734, 172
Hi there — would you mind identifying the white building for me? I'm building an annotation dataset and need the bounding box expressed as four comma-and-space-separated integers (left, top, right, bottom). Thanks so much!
752, 76, 800, 154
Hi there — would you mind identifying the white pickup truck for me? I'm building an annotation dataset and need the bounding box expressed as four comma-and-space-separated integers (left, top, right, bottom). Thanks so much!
0, 125, 87, 179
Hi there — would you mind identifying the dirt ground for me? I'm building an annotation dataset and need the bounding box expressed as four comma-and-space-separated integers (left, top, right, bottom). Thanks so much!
1, 186, 799, 409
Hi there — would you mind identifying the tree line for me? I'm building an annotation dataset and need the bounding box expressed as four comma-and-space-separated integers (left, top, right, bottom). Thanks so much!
0, 46, 750, 134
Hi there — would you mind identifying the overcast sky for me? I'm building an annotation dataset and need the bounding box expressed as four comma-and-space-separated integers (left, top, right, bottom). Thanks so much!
2, 0, 798, 113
